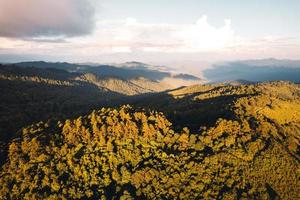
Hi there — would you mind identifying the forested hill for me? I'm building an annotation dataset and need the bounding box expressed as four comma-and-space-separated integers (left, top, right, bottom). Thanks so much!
0, 80, 299, 199
13, 61, 201, 82
0, 63, 199, 166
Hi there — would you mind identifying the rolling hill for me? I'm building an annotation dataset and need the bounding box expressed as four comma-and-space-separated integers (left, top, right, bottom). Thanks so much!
0, 63, 201, 165
0, 76, 299, 199
14, 61, 201, 82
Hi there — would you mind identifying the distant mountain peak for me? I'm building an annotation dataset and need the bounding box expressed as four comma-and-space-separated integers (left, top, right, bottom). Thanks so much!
124, 61, 148, 65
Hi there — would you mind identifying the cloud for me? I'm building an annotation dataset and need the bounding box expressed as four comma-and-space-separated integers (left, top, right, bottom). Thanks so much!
91, 16, 238, 53
1, 15, 300, 64
0, 0, 96, 38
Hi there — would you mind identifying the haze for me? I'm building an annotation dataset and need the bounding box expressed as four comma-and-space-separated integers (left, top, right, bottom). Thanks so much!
0, 0, 299, 72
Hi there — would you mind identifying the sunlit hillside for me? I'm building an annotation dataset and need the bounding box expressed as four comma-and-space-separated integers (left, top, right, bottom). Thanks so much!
1, 0, 300, 199
0, 80, 299, 199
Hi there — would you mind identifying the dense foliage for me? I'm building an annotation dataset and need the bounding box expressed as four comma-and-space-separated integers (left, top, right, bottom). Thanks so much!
0, 64, 299, 199
0, 65, 171, 143
1, 81, 299, 199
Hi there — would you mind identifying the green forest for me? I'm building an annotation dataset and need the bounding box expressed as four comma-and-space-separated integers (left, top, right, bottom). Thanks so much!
0, 65, 299, 199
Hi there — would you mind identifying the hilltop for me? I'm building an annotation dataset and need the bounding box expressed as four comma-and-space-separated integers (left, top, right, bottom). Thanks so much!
0, 80, 299, 199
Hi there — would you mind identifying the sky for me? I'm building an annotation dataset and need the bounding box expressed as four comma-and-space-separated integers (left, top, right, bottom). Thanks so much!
0, 0, 299, 70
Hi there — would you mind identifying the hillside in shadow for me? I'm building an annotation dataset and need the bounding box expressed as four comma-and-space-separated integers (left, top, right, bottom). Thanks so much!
124, 88, 250, 132
0, 81, 299, 199
14, 61, 201, 82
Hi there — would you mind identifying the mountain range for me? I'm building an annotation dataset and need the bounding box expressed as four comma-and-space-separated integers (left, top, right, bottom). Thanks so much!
0, 60, 299, 199
203, 58, 300, 83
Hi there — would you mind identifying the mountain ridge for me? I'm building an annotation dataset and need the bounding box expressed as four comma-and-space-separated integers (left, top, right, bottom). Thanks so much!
0, 80, 299, 199
0, 60, 299, 199
13, 61, 201, 82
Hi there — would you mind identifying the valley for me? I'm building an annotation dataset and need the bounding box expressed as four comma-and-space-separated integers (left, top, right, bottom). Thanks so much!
0, 62, 299, 199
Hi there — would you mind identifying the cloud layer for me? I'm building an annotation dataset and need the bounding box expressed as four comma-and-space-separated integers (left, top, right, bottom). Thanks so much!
0, 0, 96, 38
0, 15, 299, 65
91, 16, 237, 53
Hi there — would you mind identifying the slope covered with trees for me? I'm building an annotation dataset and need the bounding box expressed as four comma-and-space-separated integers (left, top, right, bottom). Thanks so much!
0, 81, 299, 199
0, 64, 174, 145
0, 65, 121, 143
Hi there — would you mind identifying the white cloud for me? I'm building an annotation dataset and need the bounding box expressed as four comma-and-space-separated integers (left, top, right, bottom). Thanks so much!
174, 16, 235, 52
90, 15, 238, 53
1, 15, 300, 63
